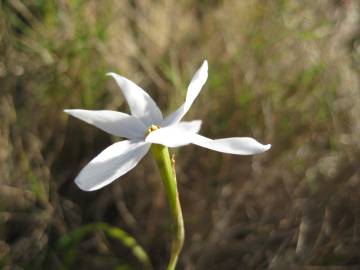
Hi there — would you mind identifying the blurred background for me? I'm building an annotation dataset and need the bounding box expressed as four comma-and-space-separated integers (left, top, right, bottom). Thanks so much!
1, 0, 360, 269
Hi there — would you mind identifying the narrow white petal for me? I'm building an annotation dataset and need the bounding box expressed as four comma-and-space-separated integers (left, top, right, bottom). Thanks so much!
64, 109, 146, 139
107, 73, 163, 126
190, 134, 271, 155
162, 60, 208, 126
145, 120, 202, 147
75, 140, 150, 191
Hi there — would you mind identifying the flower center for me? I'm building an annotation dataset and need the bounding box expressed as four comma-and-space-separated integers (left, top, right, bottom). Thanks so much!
146, 124, 160, 136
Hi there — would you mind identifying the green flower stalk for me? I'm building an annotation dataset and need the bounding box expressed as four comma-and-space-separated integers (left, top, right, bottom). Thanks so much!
151, 143, 184, 270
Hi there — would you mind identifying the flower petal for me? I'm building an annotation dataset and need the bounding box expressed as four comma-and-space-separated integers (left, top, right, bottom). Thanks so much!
64, 109, 147, 139
107, 73, 163, 126
190, 134, 271, 155
162, 60, 208, 126
145, 120, 202, 147
75, 140, 150, 191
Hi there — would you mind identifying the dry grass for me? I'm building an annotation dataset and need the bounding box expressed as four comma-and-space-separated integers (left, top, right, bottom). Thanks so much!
1, 0, 360, 269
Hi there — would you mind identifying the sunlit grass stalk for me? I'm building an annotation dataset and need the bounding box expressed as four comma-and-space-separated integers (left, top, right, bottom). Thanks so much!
151, 144, 184, 270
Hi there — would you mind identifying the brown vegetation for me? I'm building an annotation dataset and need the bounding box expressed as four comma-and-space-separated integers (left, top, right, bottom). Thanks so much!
1, 0, 360, 269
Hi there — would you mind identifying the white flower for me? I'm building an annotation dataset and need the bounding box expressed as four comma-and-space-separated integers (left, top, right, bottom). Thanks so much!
64, 60, 271, 191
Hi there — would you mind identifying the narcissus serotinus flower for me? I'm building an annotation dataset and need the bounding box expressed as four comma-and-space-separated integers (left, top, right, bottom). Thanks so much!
64, 60, 270, 191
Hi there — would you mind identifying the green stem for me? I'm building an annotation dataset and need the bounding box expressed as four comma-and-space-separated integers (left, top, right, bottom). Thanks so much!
151, 144, 184, 270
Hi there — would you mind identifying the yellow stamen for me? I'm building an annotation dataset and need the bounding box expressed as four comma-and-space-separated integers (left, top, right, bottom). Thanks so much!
146, 124, 160, 136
